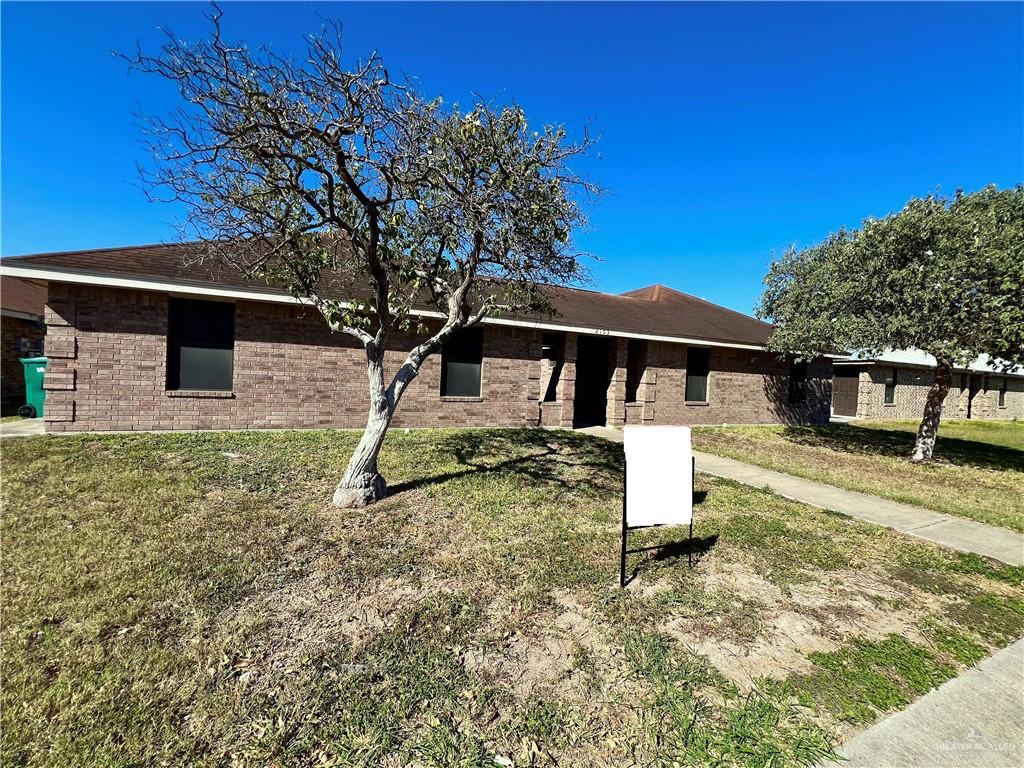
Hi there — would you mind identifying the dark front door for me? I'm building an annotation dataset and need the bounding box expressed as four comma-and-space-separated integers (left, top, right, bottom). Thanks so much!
832, 367, 859, 417
574, 335, 612, 427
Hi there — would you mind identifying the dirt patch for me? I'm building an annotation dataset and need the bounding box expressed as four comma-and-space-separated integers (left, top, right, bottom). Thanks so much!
209, 553, 460, 692
465, 589, 614, 701
660, 561, 947, 689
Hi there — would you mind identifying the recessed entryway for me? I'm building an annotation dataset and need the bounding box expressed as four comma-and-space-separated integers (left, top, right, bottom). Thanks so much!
573, 335, 612, 427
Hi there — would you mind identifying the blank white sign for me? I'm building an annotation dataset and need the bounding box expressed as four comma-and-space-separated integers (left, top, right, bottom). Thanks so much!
623, 425, 693, 528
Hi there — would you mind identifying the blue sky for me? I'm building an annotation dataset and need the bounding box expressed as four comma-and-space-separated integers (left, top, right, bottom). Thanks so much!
2, 2, 1021, 315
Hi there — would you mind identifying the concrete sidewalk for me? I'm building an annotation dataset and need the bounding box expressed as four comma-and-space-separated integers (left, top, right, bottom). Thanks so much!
694, 451, 1024, 566
577, 426, 1023, 566
823, 638, 1024, 768
0, 418, 45, 439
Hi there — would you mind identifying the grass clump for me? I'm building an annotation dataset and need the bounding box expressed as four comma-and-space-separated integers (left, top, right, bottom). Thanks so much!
919, 617, 990, 666
621, 630, 836, 766
794, 635, 956, 725
945, 593, 1024, 643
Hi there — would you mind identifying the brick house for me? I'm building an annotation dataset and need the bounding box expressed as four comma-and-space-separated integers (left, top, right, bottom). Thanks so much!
832, 351, 1024, 421
0, 243, 833, 433
0, 276, 46, 412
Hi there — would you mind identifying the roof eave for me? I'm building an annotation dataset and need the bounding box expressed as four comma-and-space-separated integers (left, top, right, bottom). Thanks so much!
0, 261, 774, 352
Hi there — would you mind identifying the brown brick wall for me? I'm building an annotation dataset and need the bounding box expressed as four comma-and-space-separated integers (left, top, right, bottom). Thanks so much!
1, 314, 45, 408
857, 365, 1024, 421
44, 284, 543, 432
43, 283, 832, 432
635, 342, 833, 426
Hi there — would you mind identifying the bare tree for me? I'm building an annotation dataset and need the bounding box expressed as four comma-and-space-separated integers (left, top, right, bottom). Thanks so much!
127, 8, 598, 506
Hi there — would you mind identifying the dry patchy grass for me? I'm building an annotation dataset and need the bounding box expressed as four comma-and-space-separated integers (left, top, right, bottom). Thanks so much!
693, 420, 1024, 532
2, 428, 1022, 767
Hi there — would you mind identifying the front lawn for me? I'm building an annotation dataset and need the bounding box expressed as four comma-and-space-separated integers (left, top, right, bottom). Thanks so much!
2, 429, 1022, 767
693, 420, 1024, 533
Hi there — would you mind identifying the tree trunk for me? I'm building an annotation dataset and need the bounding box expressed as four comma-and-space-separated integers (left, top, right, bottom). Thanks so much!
330, 323, 457, 508
911, 362, 952, 463
333, 352, 394, 508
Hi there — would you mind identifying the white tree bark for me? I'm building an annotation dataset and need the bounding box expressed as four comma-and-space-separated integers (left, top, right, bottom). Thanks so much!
911, 362, 952, 463
331, 316, 477, 508
333, 351, 394, 507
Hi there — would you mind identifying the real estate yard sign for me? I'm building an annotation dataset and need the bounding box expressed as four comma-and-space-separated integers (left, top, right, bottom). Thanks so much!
620, 425, 694, 586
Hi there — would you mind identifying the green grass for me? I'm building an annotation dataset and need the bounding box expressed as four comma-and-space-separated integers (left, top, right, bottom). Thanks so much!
794, 635, 956, 725
0, 415, 24, 423
3, 428, 1022, 766
693, 420, 1024, 532
867, 418, 1024, 451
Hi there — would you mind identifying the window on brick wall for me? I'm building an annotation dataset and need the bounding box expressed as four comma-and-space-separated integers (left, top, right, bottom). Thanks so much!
684, 347, 710, 403
166, 298, 235, 391
625, 339, 647, 403
541, 332, 564, 361
441, 327, 484, 397
787, 357, 809, 405
883, 367, 897, 405
999, 377, 1007, 407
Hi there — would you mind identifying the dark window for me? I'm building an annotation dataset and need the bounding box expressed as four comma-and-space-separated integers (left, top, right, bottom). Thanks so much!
166, 298, 235, 391
883, 367, 897, 405
788, 358, 809, 405
541, 332, 564, 361
441, 327, 484, 397
685, 347, 711, 402
625, 339, 647, 403
999, 378, 1007, 407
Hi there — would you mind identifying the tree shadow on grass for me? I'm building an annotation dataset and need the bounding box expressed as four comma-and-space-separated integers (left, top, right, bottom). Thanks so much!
778, 425, 1024, 473
387, 428, 624, 497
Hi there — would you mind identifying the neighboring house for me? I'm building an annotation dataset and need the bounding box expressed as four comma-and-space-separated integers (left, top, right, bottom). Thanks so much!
0, 276, 46, 412
0, 243, 833, 433
833, 350, 1024, 421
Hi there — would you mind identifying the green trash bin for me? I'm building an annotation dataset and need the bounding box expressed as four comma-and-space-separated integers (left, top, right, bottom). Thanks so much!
18, 356, 47, 419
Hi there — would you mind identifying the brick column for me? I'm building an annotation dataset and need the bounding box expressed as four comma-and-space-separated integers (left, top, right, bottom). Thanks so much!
606, 337, 627, 427
640, 367, 657, 422
525, 332, 542, 426
42, 285, 77, 430
558, 333, 578, 428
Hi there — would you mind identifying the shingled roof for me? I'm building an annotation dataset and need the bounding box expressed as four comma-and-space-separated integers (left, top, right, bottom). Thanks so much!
0, 276, 46, 319
0, 242, 774, 348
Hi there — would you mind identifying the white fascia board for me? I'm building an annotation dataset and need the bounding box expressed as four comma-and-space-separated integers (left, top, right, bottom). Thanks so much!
0, 262, 769, 352
0, 263, 314, 305
834, 355, 1024, 379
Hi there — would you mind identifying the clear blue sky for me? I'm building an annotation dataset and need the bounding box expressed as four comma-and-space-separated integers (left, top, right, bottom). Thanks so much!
2, 2, 1021, 315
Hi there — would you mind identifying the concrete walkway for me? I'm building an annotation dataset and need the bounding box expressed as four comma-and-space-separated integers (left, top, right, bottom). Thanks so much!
577, 426, 1024, 566
694, 451, 1024, 566
823, 638, 1024, 768
0, 418, 45, 439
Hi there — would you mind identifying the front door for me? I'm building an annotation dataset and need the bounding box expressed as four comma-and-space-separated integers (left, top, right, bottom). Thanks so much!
832, 367, 859, 417
574, 335, 612, 427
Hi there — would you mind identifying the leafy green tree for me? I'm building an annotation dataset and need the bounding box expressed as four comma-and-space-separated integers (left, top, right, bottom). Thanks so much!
129, 10, 597, 506
758, 185, 1024, 461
